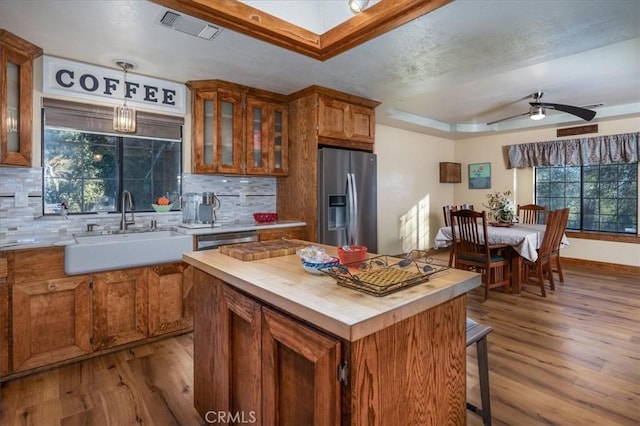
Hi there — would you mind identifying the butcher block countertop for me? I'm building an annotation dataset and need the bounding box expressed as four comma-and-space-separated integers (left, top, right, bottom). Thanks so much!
183, 246, 481, 341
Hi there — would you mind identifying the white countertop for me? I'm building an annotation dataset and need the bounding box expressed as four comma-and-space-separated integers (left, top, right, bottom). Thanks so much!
0, 221, 306, 251
176, 220, 306, 235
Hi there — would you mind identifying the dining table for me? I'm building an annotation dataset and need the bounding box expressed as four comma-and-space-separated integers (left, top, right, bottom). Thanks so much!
434, 222, 569, 295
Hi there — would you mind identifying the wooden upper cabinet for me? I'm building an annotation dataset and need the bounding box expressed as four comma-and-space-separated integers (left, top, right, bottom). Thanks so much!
188, 80, 288, 176
287, 85, 379, 152
245, 96, 289, 176
317, 93, 377, 144
190, 86, 244, 174
0, 30, 43, 167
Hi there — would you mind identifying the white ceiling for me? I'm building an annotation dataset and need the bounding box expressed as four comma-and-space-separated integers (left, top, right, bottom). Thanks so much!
1, 0, 639, 139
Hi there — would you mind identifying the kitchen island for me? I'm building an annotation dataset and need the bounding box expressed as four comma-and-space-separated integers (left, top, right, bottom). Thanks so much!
183, 246, 481, 425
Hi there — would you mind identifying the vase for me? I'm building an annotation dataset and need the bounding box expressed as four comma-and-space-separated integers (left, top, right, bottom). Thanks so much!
495, 210, 514, 223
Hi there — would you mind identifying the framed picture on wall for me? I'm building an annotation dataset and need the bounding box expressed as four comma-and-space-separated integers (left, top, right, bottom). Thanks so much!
468, 162, 491, 189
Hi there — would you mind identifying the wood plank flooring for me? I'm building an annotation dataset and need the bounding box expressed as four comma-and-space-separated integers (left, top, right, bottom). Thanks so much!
1, 261, 638, 425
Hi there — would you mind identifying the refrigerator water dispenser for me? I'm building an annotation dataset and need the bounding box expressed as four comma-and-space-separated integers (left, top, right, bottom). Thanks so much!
328, 195, 346, 231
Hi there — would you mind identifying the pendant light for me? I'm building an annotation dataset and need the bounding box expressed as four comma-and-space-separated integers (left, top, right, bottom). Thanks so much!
113, 61, 136, 133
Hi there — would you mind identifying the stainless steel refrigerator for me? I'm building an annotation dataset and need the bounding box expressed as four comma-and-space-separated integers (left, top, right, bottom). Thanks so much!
318, 148, 377, 252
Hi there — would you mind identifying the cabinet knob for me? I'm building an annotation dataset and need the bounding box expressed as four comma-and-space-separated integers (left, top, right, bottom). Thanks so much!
48, 282, 57, 291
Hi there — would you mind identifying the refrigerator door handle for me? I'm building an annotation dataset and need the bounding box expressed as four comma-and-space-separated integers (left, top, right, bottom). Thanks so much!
350, 172, 358, 245
347, 173, 357, 245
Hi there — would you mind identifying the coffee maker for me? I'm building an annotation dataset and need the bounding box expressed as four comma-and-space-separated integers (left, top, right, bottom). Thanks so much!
199, 192, 221, 224
181, 192, 221, 226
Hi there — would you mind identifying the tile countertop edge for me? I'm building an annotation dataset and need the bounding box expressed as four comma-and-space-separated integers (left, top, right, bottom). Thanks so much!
183, 249, 482, 342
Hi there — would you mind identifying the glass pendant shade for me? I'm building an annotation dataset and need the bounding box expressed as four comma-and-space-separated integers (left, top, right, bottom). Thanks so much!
529, 106, 545, 121
113, 61, 137, 133
113, 105, 136, 132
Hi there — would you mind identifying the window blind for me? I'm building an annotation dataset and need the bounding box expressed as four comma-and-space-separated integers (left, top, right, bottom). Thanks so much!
42, 98, 184, 141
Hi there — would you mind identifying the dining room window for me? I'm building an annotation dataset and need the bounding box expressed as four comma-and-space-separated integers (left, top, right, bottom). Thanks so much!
41, 98, 183, 215
535, 163, 637, 234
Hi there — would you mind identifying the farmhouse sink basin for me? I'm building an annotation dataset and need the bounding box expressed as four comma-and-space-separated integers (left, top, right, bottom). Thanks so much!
64, 229, 194, 275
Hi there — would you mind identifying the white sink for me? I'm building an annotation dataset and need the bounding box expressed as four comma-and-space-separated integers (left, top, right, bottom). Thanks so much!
64, 230, 194, 275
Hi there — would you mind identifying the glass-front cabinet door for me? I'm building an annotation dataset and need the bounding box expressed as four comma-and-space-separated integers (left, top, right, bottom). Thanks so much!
217, 89, 243, 174
188, 80, 288, 176
1, 30, 42, 167
269, 103, 288, 176
191, 87, 243, 174
245, 97, 269, 175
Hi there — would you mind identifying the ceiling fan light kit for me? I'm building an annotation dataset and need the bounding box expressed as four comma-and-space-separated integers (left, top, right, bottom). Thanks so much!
488, 91, 597, 126
529, 106, 546, 120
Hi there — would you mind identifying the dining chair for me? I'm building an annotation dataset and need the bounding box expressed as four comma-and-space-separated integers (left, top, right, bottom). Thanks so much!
459, 203, 475, 210
442, 205, 458, 227
522, 209, 563, 297
550, 208, 570, 283
443, 205, 458, 267
450, 209, 510, 299
517, 204, 547, 224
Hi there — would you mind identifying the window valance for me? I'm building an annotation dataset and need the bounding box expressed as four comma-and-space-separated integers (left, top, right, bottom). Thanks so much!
507, 132, 639, 169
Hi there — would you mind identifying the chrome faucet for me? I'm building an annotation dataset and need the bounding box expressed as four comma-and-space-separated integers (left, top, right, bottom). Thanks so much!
120, 190, 135, 230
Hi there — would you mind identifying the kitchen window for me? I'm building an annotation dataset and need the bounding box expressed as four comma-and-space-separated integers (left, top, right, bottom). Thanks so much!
535, 164, 637, 234
41, 98, 183, 215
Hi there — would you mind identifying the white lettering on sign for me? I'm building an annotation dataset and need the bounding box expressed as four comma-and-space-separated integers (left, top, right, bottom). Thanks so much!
43, 56, 186, 114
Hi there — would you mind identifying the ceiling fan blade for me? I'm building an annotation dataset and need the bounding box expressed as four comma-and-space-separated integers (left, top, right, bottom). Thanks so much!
486, 111, 529, 126
531, 102, 596, 121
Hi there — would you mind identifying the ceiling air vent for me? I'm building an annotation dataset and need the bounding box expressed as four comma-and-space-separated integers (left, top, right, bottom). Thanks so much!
158, 10, 222, 41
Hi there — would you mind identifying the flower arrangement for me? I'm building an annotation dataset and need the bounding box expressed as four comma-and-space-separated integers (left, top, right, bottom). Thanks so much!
484, 190, 515, 222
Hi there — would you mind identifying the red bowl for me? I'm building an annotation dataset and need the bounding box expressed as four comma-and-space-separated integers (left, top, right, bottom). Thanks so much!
253, 212, 278, 223
337, 245, 368, 264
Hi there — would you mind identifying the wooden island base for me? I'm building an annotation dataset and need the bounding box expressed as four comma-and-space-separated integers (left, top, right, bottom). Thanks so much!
192, 269, 469, 425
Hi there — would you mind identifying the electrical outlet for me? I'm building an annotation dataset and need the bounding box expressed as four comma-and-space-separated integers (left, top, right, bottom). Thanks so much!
14, 192, 28, 208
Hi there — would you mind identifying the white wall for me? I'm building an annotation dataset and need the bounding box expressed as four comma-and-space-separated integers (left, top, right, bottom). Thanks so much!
375, 125, 455, 255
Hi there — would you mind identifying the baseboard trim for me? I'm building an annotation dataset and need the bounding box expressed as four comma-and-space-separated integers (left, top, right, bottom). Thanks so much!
560, 257, 640, 276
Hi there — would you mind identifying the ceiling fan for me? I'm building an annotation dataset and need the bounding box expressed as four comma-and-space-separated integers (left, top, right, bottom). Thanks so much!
486, 92, 597, 126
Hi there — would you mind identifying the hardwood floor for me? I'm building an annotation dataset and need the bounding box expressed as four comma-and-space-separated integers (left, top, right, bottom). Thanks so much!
1, 262, 638, 425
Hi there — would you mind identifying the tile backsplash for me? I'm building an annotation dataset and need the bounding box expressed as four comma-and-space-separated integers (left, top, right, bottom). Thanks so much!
0, 167, 276, 240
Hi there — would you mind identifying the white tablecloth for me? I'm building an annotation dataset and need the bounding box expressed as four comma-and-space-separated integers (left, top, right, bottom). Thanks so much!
434, 223, 569, 262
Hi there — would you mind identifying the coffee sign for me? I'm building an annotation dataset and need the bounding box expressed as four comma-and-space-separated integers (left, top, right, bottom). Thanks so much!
43, 56, 186, 114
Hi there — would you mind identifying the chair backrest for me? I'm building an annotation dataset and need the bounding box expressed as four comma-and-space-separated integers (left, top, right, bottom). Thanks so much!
517, 204, 547, 224
551, 208, 570, 252
450, 209, 490, 261
537, 209, 563, 261
459, 203, 475, 211
443, 205, 458, 227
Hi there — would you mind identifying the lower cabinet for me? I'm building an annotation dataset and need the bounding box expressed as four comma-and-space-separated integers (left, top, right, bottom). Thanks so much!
193, 271, 341, 425
92, 268, 148, 351
11, 275, 92, 372
148, 263, 193, 336
3, 246, 193, 378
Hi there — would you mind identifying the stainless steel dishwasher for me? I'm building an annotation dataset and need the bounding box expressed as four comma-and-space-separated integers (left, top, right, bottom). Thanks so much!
195, 230, 259, 250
